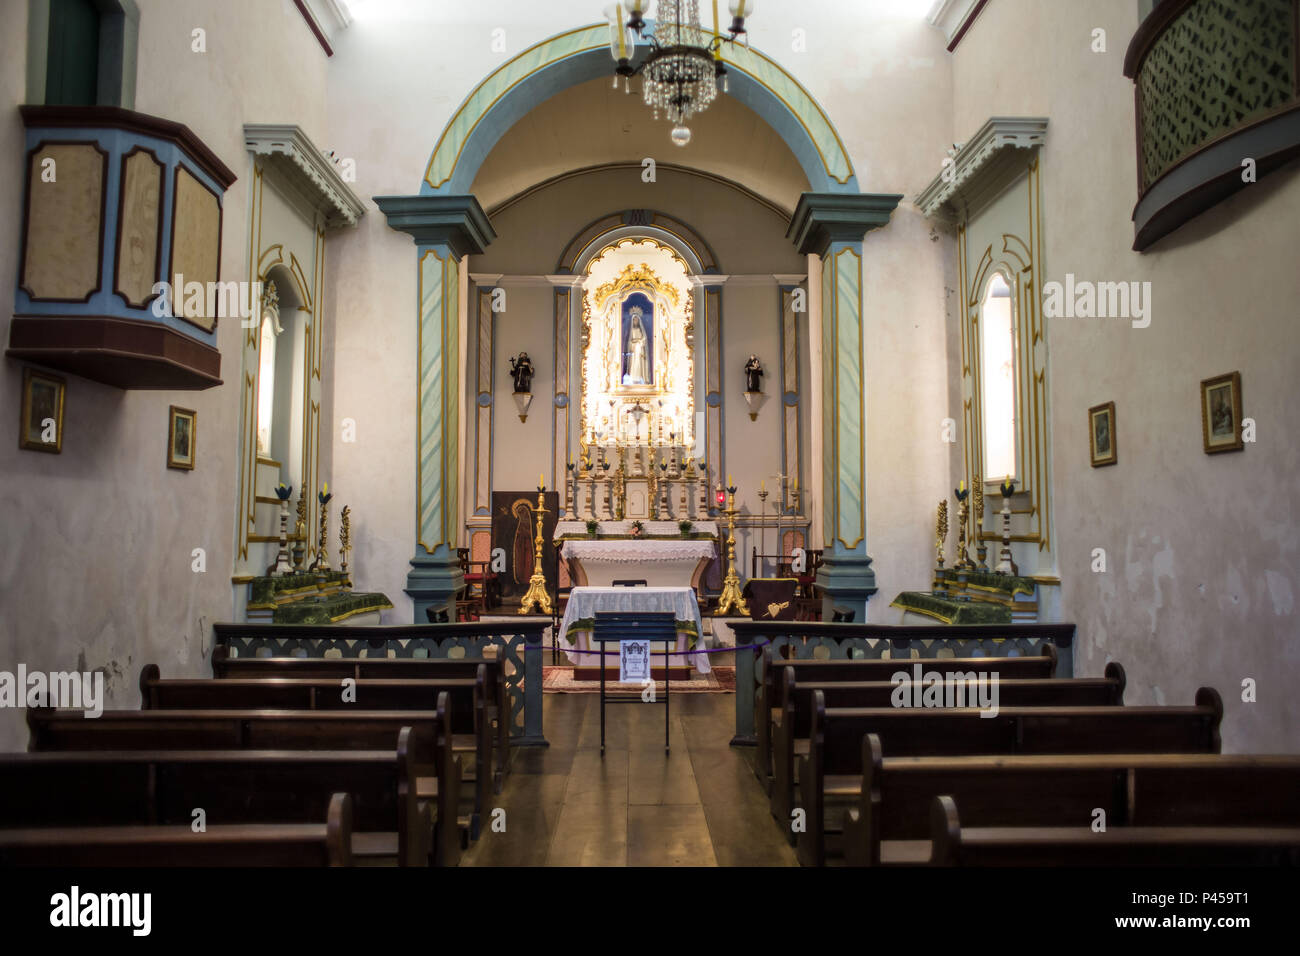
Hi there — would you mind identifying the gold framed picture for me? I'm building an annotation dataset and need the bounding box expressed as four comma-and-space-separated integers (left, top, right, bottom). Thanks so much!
1088, 401, 1116, 467
167, 405, 196, 470
1200, 372, 1243, 454
19, 367, 65, 453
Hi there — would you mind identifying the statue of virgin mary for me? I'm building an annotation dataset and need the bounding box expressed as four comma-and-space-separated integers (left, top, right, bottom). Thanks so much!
624, 305, 650, 385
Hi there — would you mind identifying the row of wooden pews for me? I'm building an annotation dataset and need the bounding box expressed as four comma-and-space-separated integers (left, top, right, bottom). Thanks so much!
756, 645, 1300, 866
1, 650, 515, 867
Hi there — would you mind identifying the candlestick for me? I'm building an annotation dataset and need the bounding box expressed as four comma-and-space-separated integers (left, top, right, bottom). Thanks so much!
518, 488, 554, 615
715, 485, 750, 616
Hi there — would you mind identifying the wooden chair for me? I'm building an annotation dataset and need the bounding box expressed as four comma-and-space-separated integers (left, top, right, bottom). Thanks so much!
456, 550, 486, 621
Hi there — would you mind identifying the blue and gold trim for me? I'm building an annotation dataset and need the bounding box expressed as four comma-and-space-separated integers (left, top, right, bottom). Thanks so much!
422, 24, 857, 196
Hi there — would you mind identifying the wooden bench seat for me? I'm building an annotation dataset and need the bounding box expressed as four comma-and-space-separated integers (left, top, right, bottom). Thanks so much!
840, 732, 1297, 868
0, 732, 431, 866
797, 687, 1224, 865
211, 647, 510, 780
930, 795, 1300, 866
770, 664, 1127, 829
753, 646, 1058, 787
0, 793, 353, 866
140, 663, 494, 830
27, 696, 463, 865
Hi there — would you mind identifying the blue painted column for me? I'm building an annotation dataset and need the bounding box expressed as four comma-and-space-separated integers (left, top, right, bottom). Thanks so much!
787, 193, 902, 622
374, 195, 497, 622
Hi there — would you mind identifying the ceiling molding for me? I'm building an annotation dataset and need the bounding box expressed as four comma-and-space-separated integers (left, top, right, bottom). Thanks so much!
915, 116, 1048, 221
245, 124, 365, 228
927, 0, 990, 52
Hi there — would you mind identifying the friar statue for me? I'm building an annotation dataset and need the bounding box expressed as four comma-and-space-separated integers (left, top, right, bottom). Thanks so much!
509, 352, 534, 393
744, 354, 764, 393
625, 306, 650, 385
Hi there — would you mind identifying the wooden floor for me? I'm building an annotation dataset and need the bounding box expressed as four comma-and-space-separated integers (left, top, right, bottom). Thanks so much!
460, 693, 797, 866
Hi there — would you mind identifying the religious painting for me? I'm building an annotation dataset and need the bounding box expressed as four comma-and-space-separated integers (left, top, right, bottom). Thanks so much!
1088, 401, 1116, 467
490, 490, 559, 601
1200, 372, 1243, 454
621, 293, 654, 386
19, 367, 65, 453
167, 405, 196, 470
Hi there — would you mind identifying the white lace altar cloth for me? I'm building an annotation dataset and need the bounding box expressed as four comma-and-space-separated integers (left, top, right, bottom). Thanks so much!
558, 586, 709, 674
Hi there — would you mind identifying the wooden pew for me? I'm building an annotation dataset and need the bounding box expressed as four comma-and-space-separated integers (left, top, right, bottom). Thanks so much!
770, 664, 1126, 828
798, 687, 1223, 866
0, 792, 354, 867
27, 696, 463, 866
754, 645, 1059, 784
852, 740, 1296, 867
0, 730, 431, 866
211, 646, 510, 780
141, 663, 494, 827
930, 774, 1300, 866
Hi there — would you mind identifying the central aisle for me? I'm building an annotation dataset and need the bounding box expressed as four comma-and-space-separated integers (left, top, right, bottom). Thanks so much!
460, 694, 797, 867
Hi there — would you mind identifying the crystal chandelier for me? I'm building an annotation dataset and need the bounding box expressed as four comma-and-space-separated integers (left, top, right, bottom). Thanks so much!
605, 1, 756, 147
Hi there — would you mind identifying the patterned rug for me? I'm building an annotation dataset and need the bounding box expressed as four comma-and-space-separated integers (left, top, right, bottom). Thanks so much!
543, 666, 735, 693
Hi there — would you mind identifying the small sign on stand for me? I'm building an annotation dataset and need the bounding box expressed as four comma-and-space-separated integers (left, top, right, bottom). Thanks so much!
619, 640, 650, 684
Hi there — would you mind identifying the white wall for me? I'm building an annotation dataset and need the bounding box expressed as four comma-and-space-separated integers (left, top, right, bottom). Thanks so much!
0, 0, 331, 750
949, 0, 1300, 752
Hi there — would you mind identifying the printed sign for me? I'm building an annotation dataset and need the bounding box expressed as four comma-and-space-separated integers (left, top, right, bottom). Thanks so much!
620, 640, 650, 684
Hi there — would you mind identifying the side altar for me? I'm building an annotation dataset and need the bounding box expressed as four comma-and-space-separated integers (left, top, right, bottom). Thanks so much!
555, 520, 719, 589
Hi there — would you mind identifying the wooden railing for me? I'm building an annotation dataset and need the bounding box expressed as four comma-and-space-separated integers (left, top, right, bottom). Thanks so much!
212, 620, 551, 745
727, 621, 1076, 744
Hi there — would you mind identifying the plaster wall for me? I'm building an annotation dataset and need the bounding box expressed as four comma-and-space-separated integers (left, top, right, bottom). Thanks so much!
0, 0, 331, 750
949, 0, 1300, 751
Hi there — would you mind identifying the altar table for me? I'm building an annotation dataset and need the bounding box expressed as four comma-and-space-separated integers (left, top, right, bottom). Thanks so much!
558, 586, 709, 674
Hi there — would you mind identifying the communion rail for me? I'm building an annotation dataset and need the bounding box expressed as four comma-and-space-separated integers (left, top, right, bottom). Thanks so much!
212, 620, 551, 745
727, 621, 1077, 745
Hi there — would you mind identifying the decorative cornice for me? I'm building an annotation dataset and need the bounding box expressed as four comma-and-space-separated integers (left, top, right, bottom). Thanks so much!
786, 193, 903, 257
915, 117, 1048, 221
927, 0, 989, 52
373, 194, 496, 257
245, 124, 364, 228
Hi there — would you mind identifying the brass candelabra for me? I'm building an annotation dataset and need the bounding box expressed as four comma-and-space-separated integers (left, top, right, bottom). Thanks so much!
339, 505, 352, 580
519, 483, 554, 615
715, 479, 750, 617
973, 478, 988, 571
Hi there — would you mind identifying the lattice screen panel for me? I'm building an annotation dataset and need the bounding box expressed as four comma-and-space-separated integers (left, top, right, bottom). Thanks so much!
1137, 0, 1296, 191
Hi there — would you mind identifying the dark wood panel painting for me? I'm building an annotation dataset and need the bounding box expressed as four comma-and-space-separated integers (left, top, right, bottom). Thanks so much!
491, 491, 559, 600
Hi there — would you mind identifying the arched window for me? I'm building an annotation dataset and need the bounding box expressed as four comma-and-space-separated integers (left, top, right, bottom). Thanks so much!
979, 271, 1017, 483
255, 283, 280, 456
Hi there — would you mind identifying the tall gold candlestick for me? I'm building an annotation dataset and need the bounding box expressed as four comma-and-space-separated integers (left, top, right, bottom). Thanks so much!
715, 484, 750, 616
519, 486, 554, 615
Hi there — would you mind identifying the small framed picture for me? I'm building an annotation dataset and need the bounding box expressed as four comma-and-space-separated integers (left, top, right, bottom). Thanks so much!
19, 367, 65, 453
1200, 372, 1243, 454
167, 405, 197, 470
1088, 401, 1117, 467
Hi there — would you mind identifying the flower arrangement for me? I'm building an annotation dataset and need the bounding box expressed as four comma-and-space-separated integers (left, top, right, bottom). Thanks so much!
679, 519, 693, 536
585, 519, 599, 537
629, 520, 645, 538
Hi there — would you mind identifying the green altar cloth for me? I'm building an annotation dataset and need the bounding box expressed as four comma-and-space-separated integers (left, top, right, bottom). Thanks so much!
272, 591, 394, 624
890, 591, 1012, 625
